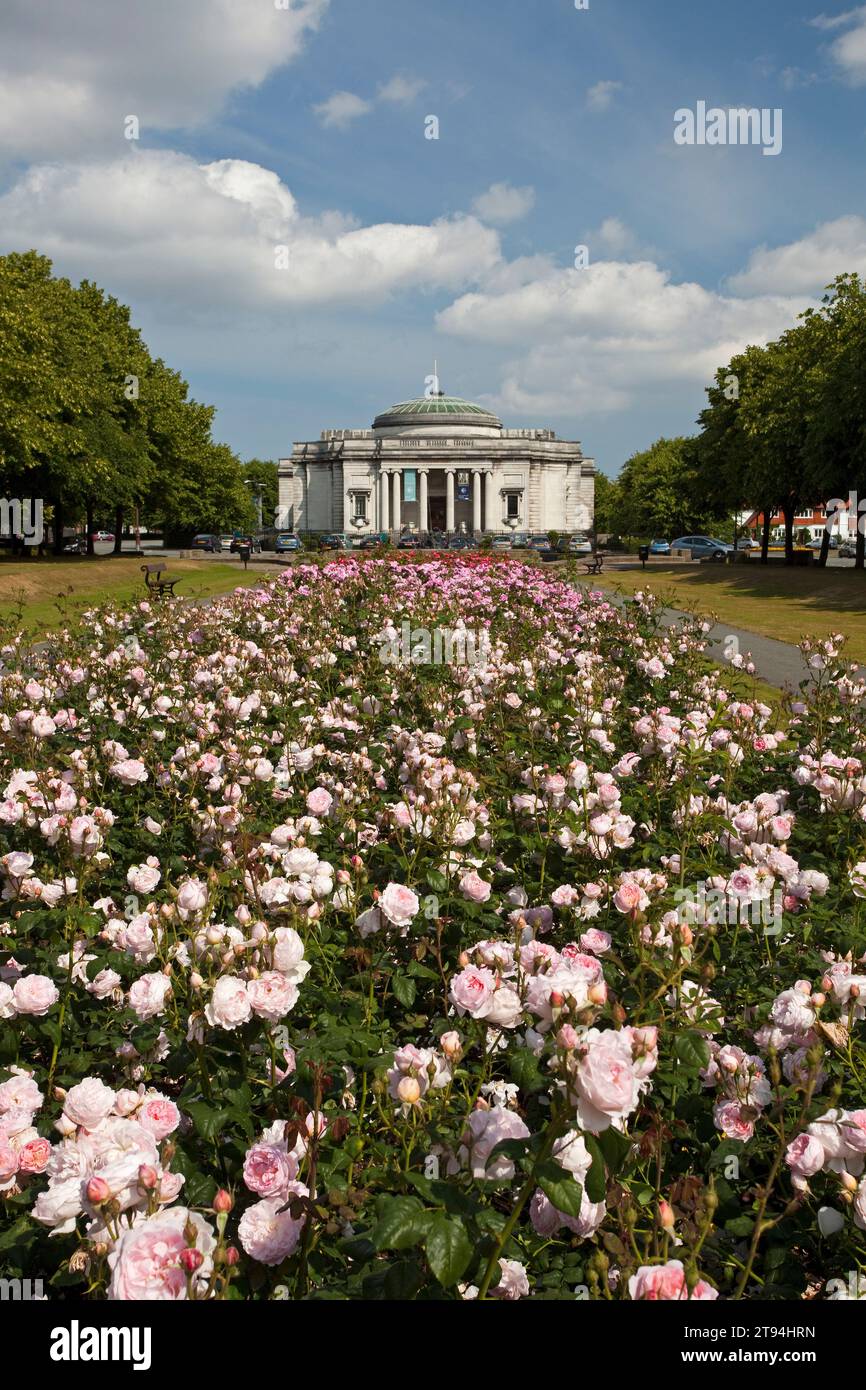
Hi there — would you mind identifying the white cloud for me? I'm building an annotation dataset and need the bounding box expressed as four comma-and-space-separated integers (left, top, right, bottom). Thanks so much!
436, 257, 809, 417
811, 7, 866, 83
586, 80, 623, 112
312, 91, 373, 129
727, 215, 866, 294
0, 0, 328, 159
471, 182, 536, 226
377, 75, 427, 104
0, 151, 502, 310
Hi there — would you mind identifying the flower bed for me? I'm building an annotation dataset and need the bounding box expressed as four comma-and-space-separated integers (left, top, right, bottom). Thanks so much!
0, 555, 865, 1301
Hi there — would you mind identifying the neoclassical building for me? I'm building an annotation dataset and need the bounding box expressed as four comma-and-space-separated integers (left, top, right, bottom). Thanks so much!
277, 391, 595, 537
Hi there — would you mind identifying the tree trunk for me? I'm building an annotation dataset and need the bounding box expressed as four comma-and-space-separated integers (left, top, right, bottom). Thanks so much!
760, 506, 772, 564
818, 526, 831, 568
86, 500, 95, 556
113, 505, 124, 555
783, 504, 794, 565
856, 527, 865, 571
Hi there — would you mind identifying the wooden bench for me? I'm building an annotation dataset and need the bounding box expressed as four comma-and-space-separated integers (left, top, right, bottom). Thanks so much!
582, 552, 606, 575
141, 563, 180, 597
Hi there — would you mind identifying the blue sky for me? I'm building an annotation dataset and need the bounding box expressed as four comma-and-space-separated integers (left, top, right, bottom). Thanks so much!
2, 0, 866, 476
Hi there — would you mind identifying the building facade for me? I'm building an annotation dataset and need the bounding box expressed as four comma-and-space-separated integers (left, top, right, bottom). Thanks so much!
277, 392, 595, 537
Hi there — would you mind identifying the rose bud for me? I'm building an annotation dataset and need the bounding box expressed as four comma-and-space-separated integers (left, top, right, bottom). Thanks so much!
588, 982, 607, 1006
658, 1200, 676, 1231
550, 991, 565, 1009
213, 1189, 234, 1214
190, 971, 204, 990
138, 1164, 159, 1191
223, 1246, 240, 1267
235, 905, 252, 926
397, 1077, 422, 1106
556, 1024, 579, 1051
86, 1176, 111, 1205
841, 1171, 858, 1193
851, 984, 861, 999
679, 924, 694, 947
458, 951, 470, 968
811, 992, 826, 1008
179, 1247, 204, 1274
440, 1030, 462, 1060
206, 925, 223, 945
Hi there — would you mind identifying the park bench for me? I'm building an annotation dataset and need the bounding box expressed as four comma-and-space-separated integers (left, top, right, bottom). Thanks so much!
582, 551, 606, 575
141, 563, 180, 598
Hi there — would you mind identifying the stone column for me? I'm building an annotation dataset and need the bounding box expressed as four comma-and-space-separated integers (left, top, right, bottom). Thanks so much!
485, 471, 496, 533
472, 470, 482, 534
419, 470, 429, 534
446, 469, 455, 532
380, 470, 389, 531
392, 469, 401, 532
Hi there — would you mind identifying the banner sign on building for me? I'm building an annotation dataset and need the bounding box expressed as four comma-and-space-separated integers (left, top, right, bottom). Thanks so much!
403, 469, 417, 502
457, 484, 471, 502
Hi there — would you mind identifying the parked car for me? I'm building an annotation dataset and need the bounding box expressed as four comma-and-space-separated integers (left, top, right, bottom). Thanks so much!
670, 535, 733, 561
491, 535, 513, 551
563, 534, 593, 555
839, 540, 857, 559
448, 536, 473, 550
735, 537, 760, 551
192, 533, 221, 553
62, 537, 87, 554
509, 532, 530, 549
320, 534, 349, 551
397, 535, 421, 549
274, 533, 301, 553
528, 534, 552, 551
90, 530, 114, 542
219, 535, 234, 551
806, 534, 839, 550
230, 535, 262, 554
649, 538, 670, 555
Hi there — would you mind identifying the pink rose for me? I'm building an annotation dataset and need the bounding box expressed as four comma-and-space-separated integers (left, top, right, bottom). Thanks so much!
128, 972, 172, 1020
714, 1099, 755, 1142
785, 1132, 825, 1178
580, 928, 612, 955
305, 787, 333, 816
449, 966, 496, 1018
111, 759, 148, 786
247, 971, 299, 1023
629, 1259, 718, 1301
238, 1186, 308, 1265
0, 1139, 18, 1184
12, 974, 59, 1016
127, 862, 161, 894
613, 882, 642, 914
138, 1097, 181, 1141
63, 1077, 116, 1130
107, 1208, 215, 1299
463, 1107, 530, 1180
205, 976, 251, 1030
243, 1143, 297, 1198
459, 870, 492, 904
18, 1136, 52, 1173
176, 877, 208, 918
575, 1030, 638, 1133
379, 883, 420, 929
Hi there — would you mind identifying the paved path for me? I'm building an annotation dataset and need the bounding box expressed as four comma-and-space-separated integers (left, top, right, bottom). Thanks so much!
584, 585, 857, 691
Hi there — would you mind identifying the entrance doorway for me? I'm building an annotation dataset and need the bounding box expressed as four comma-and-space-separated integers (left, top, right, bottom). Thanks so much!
429, 497, 446, 531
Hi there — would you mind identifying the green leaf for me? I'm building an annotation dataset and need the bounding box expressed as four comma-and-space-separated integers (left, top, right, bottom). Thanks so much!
536, 1162, 586, 1219
186, 1100, 230, 1143
424, 1213, 473, 1287
371, 1196, 431, 1252
594, 1125, 634, 1176
674, 1031, 711, 1073
510, 1048, 545, 1095
583, 1136, 607, 1203
391, 973, 417, 1008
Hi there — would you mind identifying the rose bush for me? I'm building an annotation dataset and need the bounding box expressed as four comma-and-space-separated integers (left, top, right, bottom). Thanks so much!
0, 554, 864, 1300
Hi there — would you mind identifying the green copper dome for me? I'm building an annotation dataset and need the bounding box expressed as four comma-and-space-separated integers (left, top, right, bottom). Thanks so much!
373, 394, 502, 430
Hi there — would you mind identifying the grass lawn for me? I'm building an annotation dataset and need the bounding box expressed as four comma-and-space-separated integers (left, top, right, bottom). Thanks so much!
590, 562, 866, 664
0, 557, 271, 638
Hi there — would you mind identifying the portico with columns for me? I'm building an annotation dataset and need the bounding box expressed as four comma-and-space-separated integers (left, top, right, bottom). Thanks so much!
277, 391, 595, 538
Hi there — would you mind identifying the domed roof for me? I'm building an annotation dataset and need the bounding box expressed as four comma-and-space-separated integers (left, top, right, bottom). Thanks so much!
373, 394, 502, 431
